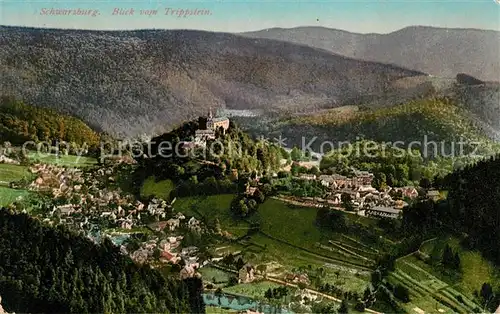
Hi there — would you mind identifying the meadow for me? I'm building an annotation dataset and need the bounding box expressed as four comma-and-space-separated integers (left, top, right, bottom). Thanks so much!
173, 194, 250, 238
0, 163, 33, 207
255, 198, 379, 268
27, 152, 97, 167
140, 176, 176, 201
0, 163, 33, 185
0, 186, 30, 207
223, 280, 284, 299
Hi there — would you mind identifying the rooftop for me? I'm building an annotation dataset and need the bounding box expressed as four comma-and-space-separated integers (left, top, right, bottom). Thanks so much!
369, 206, 401, 214
195, 129, 215, 134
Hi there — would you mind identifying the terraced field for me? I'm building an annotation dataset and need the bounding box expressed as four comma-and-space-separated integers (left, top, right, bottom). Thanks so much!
257, 199, 379, 269
387, 253, 483, 313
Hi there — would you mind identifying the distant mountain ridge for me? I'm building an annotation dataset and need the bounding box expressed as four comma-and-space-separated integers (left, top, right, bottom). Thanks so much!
0, 26, 426, 138
241, 26, 500, 82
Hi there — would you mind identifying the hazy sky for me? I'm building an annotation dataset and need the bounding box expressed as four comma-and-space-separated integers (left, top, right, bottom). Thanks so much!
1, 0, 499, 33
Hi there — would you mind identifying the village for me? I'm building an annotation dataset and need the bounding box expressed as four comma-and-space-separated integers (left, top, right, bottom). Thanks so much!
0, 111, 448, 314
249, 165, 441, 220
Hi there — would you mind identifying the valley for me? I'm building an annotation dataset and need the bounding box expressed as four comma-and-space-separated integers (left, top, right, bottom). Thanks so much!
1, 111, 499, 313
0, 20, 499, 314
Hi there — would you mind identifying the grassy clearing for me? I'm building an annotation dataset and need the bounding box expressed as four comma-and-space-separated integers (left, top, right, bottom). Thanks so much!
0, 186, 30, 206
257, 199, 377, 267
205, 306, 237, 314
140, 176, 175, 201
258, 198, 324, 249
459, 251, 497, 296
199, 266, 232, 284
0, 163, 32, 185
174, 194, 250, 237
223, 281, 284, 299
27, 152, 97, 167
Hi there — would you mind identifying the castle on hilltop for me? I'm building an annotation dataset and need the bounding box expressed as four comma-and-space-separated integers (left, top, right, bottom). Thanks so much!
206, 108, 229, 133
192, 108, 230, 146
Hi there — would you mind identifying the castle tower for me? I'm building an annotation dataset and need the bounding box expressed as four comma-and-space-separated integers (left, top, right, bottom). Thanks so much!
207, 107, 214, 130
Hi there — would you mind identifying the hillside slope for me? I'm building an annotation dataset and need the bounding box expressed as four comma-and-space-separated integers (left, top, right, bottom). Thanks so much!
241, 26, 500, 82
259, 98, 498, 153
0, 26, 426, 138
0, 208, 198, 313
0, 96, 100, 147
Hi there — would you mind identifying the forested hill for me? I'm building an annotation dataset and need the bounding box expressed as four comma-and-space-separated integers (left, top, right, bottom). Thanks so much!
440, 155, 500, 264
403, 155, 500, 266
0, 208, 202, 314
0, 26, 425, 138
0, 96, 100, 147
241, 26, 500, 82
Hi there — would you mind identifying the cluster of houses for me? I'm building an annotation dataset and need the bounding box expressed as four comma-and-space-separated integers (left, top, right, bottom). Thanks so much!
28, 163, 154, 228
295, 170, 439, 219
22, 162, 212, 277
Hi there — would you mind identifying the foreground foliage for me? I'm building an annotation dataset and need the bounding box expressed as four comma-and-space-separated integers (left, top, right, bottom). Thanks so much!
0, 208, 201, 313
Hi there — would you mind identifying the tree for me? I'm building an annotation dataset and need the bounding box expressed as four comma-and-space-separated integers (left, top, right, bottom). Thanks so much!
338, 299, 349, 314
264, 288, 273, 301
393, 284, 410, 303
222, 254, 235, 268
227, 276, 238, 287
253, 188, 266, 203
453, 252, 461, 270
235, 257, 245, 270
290, 147, 302, 161
341, 193, 354, 211
442, 244, 454, 268
480, 283, 493, 304
355, 301, 366, 312
419, 177, 432, 189
309, 166, 320, 176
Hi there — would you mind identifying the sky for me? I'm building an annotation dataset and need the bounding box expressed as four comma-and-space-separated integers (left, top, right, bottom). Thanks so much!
1, 0, 499, 34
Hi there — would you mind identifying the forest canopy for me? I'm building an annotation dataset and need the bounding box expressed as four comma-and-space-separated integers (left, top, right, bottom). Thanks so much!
0, 208, 199, 314
0, 96, 100, 148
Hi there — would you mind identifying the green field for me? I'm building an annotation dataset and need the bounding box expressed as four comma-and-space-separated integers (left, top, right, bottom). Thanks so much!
0, 186, 30, 207
28, 152, 97, 167
385, 236, 495, 313
199, 266, 233, 284
140, 176, 175, 201
174, 194, 250, 238
0, 163, 32, 185
256, 198, 378, 268
205, 306, 236, 314
223, 280, 284, 299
